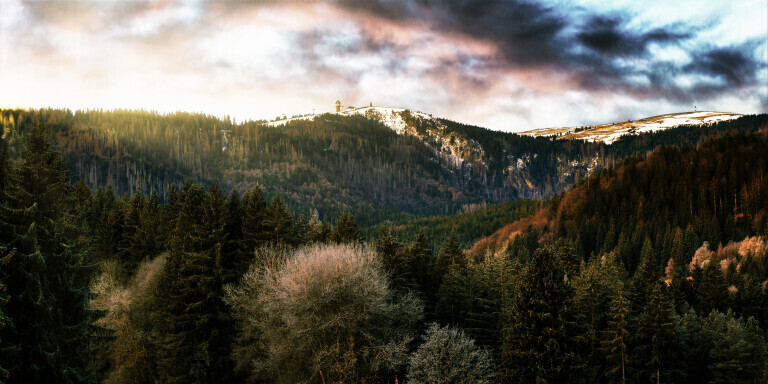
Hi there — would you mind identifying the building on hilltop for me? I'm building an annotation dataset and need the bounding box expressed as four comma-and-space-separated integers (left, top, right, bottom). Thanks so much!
336, 100, 341, 113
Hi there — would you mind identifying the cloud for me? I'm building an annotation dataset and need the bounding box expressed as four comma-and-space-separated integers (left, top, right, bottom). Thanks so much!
332, 0, 765, 108
1, 0, 765, 131
577, 15, 690, 57
686, 45, 761, 87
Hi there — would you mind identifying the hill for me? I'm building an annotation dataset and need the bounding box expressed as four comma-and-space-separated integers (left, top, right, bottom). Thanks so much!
0, 108, 602, 226
471, 125, 768, 264
1, 108, 764, 227
520, 111, 742, 144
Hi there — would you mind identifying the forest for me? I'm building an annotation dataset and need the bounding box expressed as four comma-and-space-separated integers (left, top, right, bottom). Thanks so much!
2, 108, 765, 228
1, 112, 768, 383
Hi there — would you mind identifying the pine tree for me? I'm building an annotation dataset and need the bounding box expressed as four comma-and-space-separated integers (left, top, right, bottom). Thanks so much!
634, 283, 684, 384
152, 181, 236, 383
90, 186, 119, 262
464, 253, 517, 351
375, 227, 406, 287
222, 188, 246, 284
501, 246, 586, 383
708, 316, 755, 384
695, 261, 728, 316
262, 196, 294, 247
408, 229, 432, 293
435, 232, 465, 282
293, 212, 310, 247
600, 288, 631, 384
331, 210, 359, 244
240, 186, 267, 253
435, 232, 470, 326
0, 124, 96, 383
629, 237, 659, 314
117, 191, 144, 270
0, 246, 16, 382
162, 184, 181, 248
137, 190, 164, 260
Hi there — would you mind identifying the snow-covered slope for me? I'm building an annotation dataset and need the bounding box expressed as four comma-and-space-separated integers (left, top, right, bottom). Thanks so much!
519, 111, 742, 144
268, 106, 430, 133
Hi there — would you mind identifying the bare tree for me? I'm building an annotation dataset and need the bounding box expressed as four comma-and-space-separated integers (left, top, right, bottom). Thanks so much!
226, 244, 423, 383
407, 323, 495, 384
90, 255, 167, 384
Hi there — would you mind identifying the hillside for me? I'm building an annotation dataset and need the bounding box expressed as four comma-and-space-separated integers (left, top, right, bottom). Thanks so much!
471, 128, 768, 262
0, 108, 604, 226
1, 108, 763, 227
520, 111, 742, 144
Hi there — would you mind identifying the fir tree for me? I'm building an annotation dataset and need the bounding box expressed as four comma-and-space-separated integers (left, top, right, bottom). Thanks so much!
629, 237, 659, 314
117, 191, 144, 270
262, 196, 294, 247
137, 190, 164, 260
694, 261, 728, 316
90, 186, 119, 262
293, 212, 310, 247
331, 210, 359, 244
152, 181, 236, 383
375, 227, 406, 287
600, 288, 631, 384
408, 229, 433, 293
435, 232, 465, 282
240, 186, 267, 253
222, 188, 246, 283
634, 283, 684, 384
0, 246, 15, 382
501, 246, 586, 383
435, 233, 470, 326
0, 124, 96, 383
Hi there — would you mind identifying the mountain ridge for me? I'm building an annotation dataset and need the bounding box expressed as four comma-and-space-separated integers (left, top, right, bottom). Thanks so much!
519, 111, 743, 144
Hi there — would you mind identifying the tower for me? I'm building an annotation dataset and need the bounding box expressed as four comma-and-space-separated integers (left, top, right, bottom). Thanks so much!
336, 100, 341, 113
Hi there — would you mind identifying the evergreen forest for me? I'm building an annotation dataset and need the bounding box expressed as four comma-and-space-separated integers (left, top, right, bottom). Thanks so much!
1, 110, 768, 383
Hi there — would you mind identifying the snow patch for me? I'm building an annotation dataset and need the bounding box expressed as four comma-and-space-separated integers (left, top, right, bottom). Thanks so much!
521, 111, 743, 144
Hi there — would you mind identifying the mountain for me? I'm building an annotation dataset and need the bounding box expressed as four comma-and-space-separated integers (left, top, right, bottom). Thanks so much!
519, 111, 742, 144
270, 106, 487, 171
470, 123, 768, 258
0, 107, 604, 226
1, 108, 763, 227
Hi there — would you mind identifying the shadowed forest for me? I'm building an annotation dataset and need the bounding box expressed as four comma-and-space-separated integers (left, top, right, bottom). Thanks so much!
1, 112, 768, 383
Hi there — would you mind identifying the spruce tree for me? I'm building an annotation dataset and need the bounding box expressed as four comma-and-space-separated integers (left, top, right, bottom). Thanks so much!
435, 232, 465, 282
634, 283, 684, 383
222, 188, 246, 283
117, 191, 144, 270
0, 124, 96, 383
152, 181, 236, 383
501, 246, 586, 383
0, 246, 15, 382
331, 210, 359, 244
293, 212, 310, 247
240, 186, 267, 253
90, 186, 119, 262
375, 227, 405, 286
435, 233, 470, 326
262, 196, 294, 247
695, 261, 728, 315
137, 190, 164, 260
629, 237, 659, 314
409, 229, 433, 293
708, 316, 755, 384
600, 288, 631, 384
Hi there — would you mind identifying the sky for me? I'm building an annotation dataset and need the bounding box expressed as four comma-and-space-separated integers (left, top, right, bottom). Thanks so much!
0, 0, 766, 132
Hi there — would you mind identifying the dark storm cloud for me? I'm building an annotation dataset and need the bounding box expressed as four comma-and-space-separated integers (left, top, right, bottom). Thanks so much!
686, 46, 761, 87
340, 0, 569, 67
577, 15, 690, 57
334, 0, 764, 103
